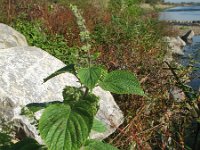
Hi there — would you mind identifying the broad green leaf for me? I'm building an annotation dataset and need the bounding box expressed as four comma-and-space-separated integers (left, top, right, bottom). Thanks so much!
84, 140, 119, 150
99, 70, 144, 95
77, 67, 102, 89
0, 132, 12, 149
92, 118, 107, 133
9, 138, 46, 150
43, 64, 75, 83
0, 132, 11, 144
73, 96, 99, 117
21, 101, 62, 116
39, 103, 95, 150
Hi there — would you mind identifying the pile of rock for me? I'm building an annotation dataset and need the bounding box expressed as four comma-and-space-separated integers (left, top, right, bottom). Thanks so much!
163, 30, 196, 103
164, 30, 195, 62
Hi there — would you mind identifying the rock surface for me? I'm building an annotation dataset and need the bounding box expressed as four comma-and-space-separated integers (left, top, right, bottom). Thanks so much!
0, 25, 124, 143
164, 36, 186, 62
181, 30, 195, 43
168, 36, 186, 55
0, 23, 28, 49
169, 86, 186, 102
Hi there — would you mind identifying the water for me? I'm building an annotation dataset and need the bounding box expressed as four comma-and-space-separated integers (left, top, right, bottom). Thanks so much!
181, 36, 200, 91
160, 5, 200, 91
165, 0, 200, 3
159, 5, 200, 21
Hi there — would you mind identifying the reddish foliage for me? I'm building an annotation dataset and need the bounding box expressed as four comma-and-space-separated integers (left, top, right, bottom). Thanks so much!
0, 1, 175, 149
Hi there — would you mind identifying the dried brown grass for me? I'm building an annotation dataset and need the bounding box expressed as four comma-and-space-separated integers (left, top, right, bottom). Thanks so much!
0, 1, 182, 149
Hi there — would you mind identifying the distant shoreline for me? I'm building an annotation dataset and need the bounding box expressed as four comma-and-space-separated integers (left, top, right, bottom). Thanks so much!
172, 24, 200, 36
140, 3, 194, 11
140, 3, 175, 10
158, 3, 200, 36
167, 21, 200, 26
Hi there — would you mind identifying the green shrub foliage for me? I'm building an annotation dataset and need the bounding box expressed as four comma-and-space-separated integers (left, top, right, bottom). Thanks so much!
0, 3, 144, 150
36, 5, 144, 150
99, 70, 145, 95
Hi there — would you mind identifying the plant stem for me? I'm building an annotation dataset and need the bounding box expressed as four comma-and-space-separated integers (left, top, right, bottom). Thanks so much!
83, 87, 89, 98
87, 42, 91, 68
164, 61, 196, 101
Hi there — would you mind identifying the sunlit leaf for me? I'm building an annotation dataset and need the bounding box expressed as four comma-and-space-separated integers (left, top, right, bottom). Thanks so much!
99, 70, 144, 95
39, 102, 95, 150
10, 138, 46, 150
92, 118, 107, 133
43, 64, 75, 83
78, 67, 102, 89
84, 140, 119, 150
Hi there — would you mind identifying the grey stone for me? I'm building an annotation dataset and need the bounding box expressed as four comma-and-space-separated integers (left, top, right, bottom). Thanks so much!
0, 23, 28, 49
164, 36, 186, 62
181, 30, 195, 43
169, 86, 185, 102
0, 46, 124, 143
0, 95, 16, 124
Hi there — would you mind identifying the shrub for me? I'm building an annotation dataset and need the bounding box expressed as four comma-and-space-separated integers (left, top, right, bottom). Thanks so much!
0, 4, 144, 150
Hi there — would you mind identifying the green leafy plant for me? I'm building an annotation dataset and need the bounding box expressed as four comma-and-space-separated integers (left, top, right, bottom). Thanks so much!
1, 4, 144, 150
9, 138, 46, 150
0, 132, 13, 149
84, 140, 119, 150
13, 19, 79, 65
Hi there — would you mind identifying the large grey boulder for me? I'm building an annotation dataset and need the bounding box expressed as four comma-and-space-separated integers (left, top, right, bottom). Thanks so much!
0, 23, 28, 49
0, 46, 124, 143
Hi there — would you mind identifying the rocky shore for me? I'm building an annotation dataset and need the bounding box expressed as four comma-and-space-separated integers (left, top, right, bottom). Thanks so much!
172, 25, 200, 36
164, 24, 200, 97
164, 28, 195, 61
140, 3, 175, 10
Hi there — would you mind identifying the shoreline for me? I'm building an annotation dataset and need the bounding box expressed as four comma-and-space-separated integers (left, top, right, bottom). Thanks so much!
171, 24, 200, 36
140, 3, 192, 11
140, 3, 176, 10
164, 24, 200, 91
